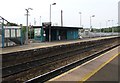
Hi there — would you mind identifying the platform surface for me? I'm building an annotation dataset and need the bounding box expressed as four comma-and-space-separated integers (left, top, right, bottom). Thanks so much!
1, 36, 119, 54
47, 46, 120, 82
85, 56, 119, 82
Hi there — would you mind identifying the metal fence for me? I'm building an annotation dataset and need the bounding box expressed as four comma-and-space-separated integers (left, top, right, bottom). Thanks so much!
79, 30, 119, 38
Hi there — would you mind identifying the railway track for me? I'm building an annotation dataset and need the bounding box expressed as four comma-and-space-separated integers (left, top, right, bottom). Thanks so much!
2, 39, 100, 67
2, 37, 120, 82
25, 44, 120, 83
2, 40, 108, 78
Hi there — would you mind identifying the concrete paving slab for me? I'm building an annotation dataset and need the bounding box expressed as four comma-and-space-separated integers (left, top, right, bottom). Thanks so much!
1, 36, 118, 54
47, 46, 120, 82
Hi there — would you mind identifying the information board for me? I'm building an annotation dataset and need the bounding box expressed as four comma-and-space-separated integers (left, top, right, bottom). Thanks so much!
34, 28, 41, 36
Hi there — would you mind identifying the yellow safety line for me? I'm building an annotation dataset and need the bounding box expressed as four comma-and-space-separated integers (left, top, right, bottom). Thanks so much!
47, 46, 119, 82
79, 52, 120, 83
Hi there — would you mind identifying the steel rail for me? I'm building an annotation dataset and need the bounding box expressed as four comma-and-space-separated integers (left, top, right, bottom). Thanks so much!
25, 44, 120, 83
2, 41, 109, 78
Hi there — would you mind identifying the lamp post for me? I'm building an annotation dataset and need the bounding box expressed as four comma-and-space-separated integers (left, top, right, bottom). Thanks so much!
100, 22, 102, 37
79, 12, 82, 27
34, 18, 36, 25
106, 20, 114, 35
61, 10, 63, 26
49, 3, 56, 42
90, 15, 95, 32
25, 8, 33, 44
111, 20, 114, 35
40, 16, 41, 26
106, 20, 110, 33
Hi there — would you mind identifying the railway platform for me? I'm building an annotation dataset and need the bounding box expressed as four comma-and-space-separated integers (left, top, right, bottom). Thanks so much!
47, 46, 120, 82
1, 36, 119, 54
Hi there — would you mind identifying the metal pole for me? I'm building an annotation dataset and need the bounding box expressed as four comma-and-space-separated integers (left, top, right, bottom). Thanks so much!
25, 8, 33, 44
49, 4, 51, 42
34, 18, 36, 25
40, 16, 41, 26
26, 9, 29, 44
20, 24, 23, 45
90, 16, 92, 31
50, 5, 51, 23
100, 23, 101, 37
111, 20, 114, 35
89, 16, 92, 38
107, 20, 110, 33
79, 12, 82, 27
90, 15, 95, 31
30, 25, 31, 39
80, 13, 81, 27
106, 21, 108, 34
90, 15, 95, 37
61, 10, 63, 26
49, 3, 56, 42
106, 21, 107, 28
2, 20, 4, 48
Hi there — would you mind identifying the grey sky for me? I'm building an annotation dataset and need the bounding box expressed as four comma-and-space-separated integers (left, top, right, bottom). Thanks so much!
0, 0, 119, 28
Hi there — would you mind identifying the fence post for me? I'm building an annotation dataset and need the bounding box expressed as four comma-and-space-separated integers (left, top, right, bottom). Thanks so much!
20, 24, 23, 45
2, 22, 4, 48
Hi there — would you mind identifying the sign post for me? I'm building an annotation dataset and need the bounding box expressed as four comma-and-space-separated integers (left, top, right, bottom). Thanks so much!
42, 22, 51, 42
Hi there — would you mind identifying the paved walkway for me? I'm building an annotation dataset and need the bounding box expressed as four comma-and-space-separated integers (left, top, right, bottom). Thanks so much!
86, 56, 119, 82
47, 46, 120, 82
1, 36, 118, 54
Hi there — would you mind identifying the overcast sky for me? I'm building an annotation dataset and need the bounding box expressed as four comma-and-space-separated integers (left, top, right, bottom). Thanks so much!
0, 0, 119, 28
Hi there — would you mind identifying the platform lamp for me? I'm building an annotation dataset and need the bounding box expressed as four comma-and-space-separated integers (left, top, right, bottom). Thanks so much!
79, 12, 82, 27
90, 15, 95, 32
89, 15, 95, 38
106, 20, 110, 33
99, 22, 102, 37
49, 3, 56, 42
25, 8, 33, 44
40, 16, 41, 26
111, 20, 114, 35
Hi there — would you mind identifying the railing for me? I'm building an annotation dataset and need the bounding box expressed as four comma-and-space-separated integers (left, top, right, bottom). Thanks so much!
0, 16, 26, 48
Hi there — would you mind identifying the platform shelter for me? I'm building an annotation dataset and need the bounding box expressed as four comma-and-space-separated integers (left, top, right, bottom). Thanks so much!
33, 23, 83, 42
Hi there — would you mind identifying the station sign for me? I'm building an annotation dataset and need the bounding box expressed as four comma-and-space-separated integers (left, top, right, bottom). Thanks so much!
42, 22, 51, 28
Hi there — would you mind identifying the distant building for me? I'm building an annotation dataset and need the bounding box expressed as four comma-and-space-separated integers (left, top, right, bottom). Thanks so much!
118, 1, 120, 26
